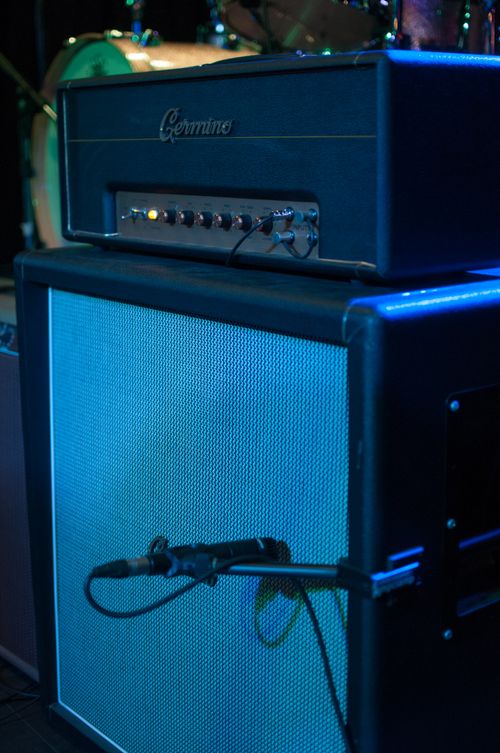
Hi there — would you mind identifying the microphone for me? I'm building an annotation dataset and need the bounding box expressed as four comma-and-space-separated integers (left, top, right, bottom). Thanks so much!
91, 537, 290, 580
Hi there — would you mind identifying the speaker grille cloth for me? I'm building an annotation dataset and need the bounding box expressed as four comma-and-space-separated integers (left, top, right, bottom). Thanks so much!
50, 289, 349, 753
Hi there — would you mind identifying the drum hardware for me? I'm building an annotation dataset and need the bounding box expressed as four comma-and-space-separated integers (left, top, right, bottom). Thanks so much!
218, 0, 498, 53
0, 52, 55, 126
198, 0, 251, 49
0, 51, 55, 252
129, 0, 147, 36
218, 0, 393, 53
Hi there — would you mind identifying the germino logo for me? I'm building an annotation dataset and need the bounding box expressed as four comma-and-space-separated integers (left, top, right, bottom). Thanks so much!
159, 108, 234, 144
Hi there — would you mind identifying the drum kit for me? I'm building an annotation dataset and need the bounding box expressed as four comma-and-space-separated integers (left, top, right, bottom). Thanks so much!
1, 0, 498, 249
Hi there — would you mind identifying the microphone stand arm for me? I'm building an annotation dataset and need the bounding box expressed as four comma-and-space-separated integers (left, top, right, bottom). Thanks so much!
146, 536, 423, 599
215, 556, 422, 599
165, 549, 424, 600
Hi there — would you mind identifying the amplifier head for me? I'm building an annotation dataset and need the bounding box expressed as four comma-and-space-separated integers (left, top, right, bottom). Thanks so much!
56, 50, 500, 281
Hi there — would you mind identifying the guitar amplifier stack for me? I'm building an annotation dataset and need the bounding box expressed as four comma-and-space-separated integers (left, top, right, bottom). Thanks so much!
14, 50, 500, 753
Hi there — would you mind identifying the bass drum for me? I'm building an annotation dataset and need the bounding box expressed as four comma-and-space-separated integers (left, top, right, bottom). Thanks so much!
31, 32, 255, 248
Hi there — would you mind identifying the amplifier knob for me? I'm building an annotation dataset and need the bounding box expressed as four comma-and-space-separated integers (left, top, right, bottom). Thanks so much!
213, 212, 233, 230
256, 215, 273, 235
176, 210, 195, 227
232, 214, 253, 232
163, 208, 178, 225
194, 211, 213, 228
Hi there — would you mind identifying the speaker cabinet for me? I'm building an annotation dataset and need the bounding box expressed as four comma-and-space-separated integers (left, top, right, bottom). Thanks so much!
15, 246, 500, 753
0, 287, 38, 680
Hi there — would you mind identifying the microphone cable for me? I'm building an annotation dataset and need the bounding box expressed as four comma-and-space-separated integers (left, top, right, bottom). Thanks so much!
291, 579, 356, 753
84, 552, 271, 619
84, 556, 357, 753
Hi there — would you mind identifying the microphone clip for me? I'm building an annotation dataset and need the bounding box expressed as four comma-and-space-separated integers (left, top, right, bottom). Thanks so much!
148, 536, 218, 586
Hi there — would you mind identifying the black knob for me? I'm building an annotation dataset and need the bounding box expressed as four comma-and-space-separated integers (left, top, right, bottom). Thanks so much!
194, 211, 213, 228
163, 208, 177, 224
176, 210, 195, 226
213, 212, 233, 230
232, 214, 253, 232
256, 215, 274, 235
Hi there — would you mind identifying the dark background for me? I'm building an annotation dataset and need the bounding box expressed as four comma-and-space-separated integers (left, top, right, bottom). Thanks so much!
1, 0, 209, 269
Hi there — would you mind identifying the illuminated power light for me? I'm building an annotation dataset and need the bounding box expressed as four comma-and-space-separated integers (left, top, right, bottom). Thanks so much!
463, 22, 469, 29
147, 209, 160, 221
321, 48, 333, 55
215, 23, 225, 33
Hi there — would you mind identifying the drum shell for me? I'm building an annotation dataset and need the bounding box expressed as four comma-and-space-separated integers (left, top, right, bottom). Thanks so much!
31, 34, 254, 248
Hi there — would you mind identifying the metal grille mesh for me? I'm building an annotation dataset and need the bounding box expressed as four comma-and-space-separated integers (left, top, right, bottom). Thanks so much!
50, 289, 349, 753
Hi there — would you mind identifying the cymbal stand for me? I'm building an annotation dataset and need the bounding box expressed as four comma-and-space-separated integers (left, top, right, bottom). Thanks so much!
0, 52, 56, 251
129, 0, 146, 36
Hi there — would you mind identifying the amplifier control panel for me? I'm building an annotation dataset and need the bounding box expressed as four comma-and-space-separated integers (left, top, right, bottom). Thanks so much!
115, 192, 320, 261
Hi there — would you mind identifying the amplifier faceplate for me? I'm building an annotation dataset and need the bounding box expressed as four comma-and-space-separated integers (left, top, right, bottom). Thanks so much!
116, 191, 320, 261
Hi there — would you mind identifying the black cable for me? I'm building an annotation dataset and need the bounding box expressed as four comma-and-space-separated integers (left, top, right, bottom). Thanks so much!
0, 681, 39, 700
285, 219, 317, 260
226, 212, 319, 266
84, 553, 272, 619
291, 579, 357, 753
0, 664, 39, 699
225, 213, 275, 266
0, 693, 38, 704
0, 698, 39, 726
